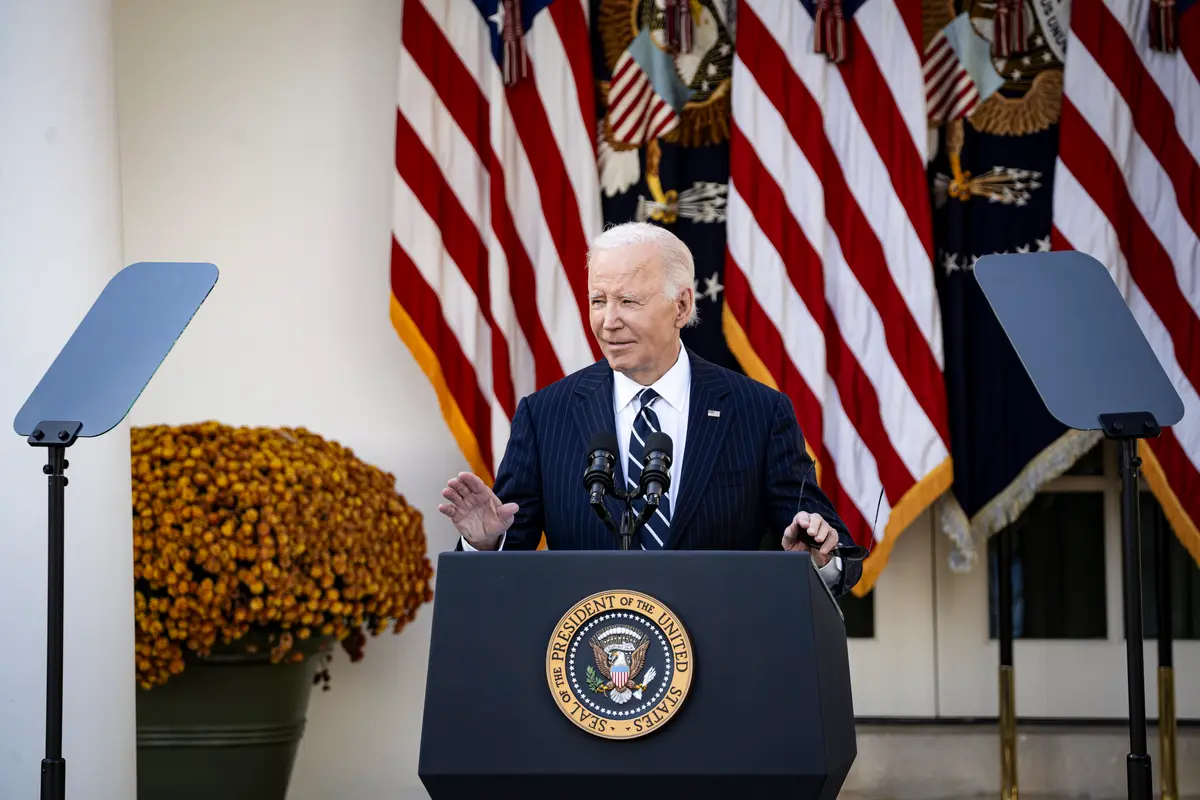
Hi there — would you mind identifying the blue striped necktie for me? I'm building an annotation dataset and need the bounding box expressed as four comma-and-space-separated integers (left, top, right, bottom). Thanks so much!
627, 388, 670, 550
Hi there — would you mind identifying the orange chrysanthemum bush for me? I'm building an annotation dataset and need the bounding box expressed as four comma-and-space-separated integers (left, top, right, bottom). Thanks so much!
131, 421, 433, 691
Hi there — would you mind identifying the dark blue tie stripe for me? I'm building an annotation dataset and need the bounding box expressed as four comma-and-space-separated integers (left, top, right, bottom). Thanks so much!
629, 389, 669, 549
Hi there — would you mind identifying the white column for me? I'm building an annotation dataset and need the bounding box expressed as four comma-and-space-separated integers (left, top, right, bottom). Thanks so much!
0, 2, 136, 799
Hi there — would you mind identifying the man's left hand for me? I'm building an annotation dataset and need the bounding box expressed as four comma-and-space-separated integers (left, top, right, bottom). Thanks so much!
782, 511, 838, 568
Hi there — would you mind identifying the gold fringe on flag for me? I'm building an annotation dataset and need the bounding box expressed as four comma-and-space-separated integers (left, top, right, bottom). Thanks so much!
1139, 440, 1200, 569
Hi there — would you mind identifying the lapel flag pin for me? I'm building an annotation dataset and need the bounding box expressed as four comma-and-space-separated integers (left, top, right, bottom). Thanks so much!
708, 410, 720, 417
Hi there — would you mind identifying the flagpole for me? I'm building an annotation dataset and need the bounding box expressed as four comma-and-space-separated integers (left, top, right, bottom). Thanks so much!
997, 528, 1017, 800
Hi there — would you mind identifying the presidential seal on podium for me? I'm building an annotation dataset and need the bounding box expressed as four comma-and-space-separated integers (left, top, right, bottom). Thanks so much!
546, 590, 693, 740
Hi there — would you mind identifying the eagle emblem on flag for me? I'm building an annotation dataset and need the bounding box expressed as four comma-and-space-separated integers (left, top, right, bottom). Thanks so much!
922, 0, 1068, 137
595, 0, 734, 210
586, 626, 658, 704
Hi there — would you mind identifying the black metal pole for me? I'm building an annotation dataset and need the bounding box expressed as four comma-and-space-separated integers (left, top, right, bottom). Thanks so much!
619, 503, 633, 550
42, 445, 67, 800
1118, 437, 1152, 800
1157, 513, 1173, 668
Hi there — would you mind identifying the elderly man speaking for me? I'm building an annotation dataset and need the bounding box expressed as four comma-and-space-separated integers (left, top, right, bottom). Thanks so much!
437, 222, 862, 596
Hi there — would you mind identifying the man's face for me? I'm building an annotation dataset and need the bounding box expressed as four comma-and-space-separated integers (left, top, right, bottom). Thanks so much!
587, 243, 691, 382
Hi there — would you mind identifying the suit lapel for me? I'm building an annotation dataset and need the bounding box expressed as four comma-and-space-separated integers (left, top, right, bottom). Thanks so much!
572, 361, 624, 488
667, 352, 732, 547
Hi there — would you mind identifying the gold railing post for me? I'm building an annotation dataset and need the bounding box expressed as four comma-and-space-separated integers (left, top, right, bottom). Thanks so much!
1159, 665, 1177, 800
1000, 664, 1018, 800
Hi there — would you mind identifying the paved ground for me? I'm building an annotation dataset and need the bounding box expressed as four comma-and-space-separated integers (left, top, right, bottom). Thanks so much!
842, 722, 1199, 800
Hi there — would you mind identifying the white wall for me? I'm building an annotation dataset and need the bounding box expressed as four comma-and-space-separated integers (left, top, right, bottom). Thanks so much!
0, 1, 137, 798
113, 1, 464, 797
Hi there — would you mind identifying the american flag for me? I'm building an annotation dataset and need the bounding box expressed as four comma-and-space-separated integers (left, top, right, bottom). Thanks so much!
390, 0, 600, 484
1051, 0, 1200, 563
723, 0, 954, 594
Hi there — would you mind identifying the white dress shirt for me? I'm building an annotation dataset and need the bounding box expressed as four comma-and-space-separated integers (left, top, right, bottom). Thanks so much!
612, 343, 690, 517
461, 342, 843, 587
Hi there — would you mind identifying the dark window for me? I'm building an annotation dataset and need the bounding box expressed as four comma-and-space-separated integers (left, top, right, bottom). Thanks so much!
1136, 491, 1200, 641
838, 590, 874, 639
988, 492, 1108, 639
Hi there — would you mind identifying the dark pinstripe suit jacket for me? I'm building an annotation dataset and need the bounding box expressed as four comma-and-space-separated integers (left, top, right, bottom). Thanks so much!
488, 348, 862, 596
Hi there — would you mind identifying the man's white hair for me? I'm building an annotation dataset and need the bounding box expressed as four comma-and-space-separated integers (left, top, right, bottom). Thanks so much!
586, 221, 699, 327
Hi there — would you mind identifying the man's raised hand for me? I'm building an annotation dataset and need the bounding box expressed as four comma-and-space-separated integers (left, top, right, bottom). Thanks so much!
437, 472, 517, 550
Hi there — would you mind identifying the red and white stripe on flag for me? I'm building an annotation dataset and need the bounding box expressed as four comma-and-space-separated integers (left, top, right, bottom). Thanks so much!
722, 0, 954, 595
389, 0, 601, 485
1052, 0, 1200, 566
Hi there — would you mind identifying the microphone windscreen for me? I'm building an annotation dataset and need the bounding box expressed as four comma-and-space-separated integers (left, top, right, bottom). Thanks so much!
643, 431, 673, 459
588, 431, 619, 455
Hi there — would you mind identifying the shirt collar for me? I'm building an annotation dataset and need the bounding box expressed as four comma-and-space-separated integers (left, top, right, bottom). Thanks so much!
613, 343, 690, 414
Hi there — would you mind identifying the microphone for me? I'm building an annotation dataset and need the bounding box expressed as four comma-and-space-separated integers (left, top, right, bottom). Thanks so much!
639, 431, 673, 507
583, 432, 619, 506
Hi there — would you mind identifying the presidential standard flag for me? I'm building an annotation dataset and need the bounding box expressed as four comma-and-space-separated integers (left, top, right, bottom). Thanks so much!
591, 0, 739, 372
924, 0, 1092, 569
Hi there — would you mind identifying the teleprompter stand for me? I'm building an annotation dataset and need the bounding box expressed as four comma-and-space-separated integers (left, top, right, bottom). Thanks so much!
12, 262, 218, 800
975, 251, 1185, 800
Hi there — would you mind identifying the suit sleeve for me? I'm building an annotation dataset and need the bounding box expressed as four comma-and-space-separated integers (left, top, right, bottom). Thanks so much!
766, 392, 863, 596
489, 396, 545, 550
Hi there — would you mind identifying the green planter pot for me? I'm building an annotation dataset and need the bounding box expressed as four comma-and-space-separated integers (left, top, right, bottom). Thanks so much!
135, 634, 333, 800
